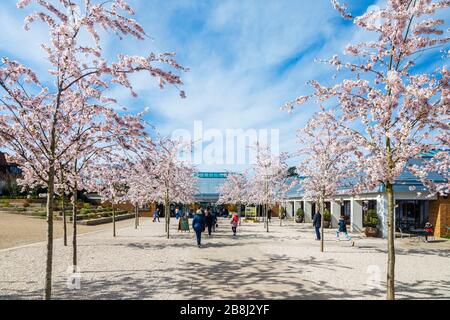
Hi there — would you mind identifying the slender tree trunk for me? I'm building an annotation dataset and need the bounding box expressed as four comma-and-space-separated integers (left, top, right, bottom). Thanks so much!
320, 198, 325, 253
112, 205, 116, 237
280, 206, 283, 227
238, 205, 242, 226
72, 183, 78, 273
165, 195, 170, 239
44, 166, 55, 300
266, 205, 269, 233
137, 203, 140, 227
135, 203, 138, 230
61, 173, 67, 247
386, 182, 395, 300
385, 131, 396, 300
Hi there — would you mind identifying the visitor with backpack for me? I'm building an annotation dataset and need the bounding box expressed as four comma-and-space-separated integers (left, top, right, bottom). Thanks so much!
205, 208, 214, 236
153, 207, 160, 223
192, 209, 206, 248
336, 214, 355, 246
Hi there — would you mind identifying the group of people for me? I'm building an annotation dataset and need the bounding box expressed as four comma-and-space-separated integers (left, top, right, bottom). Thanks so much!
192, 208, 239, 248
153, 206, 240, 247
313, 210, 435, 244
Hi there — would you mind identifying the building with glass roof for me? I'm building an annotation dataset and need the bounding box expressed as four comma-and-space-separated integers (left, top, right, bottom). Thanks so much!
194, 172, 229, 204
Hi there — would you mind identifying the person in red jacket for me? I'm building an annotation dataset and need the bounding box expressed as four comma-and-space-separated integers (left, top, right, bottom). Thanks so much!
424, 222, 434, 242
230, 213, 239, 237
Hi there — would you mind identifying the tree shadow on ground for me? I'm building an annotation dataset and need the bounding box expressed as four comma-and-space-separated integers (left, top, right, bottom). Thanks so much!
2, 253, 449, 300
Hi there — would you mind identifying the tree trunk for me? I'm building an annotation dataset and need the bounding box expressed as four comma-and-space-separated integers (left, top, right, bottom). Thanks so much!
238, 205, 242, 226
165, 196, 170, 239
112, 205, 116, 237
61, 180, 67, 247
72, 184, 78, 273
137, 203, 140, 227
44, 166, 55, 300
280, 206, 283, 227
386, 182, 395, 300
320, 199, 325, 253
135, 203, 138, 230
266, 205, 269, 233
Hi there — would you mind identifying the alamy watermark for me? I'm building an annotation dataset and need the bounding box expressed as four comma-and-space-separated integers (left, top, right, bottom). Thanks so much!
171, 121, 280, 166
66, 266, 82, 291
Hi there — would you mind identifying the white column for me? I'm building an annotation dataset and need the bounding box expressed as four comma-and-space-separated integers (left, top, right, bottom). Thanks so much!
351, 198, 363, 233
330, 201, 341, 228
304, 201, 313, 223
377, 194, 388, 239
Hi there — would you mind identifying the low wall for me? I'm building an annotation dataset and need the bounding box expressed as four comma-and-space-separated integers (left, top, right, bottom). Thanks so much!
78, 213, 135, 226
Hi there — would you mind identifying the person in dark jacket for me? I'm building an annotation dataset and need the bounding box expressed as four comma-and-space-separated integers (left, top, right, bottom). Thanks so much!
192, 209, 206, 247
313, 211, 321, 240
212, 210, 217, 232
336, 214, 354, 246
205, 209, 214, 236
153, 207, 160, 223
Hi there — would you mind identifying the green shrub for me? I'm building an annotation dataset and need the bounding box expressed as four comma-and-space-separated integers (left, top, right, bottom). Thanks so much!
364, 209, 379, 228
280, 206, 287, 218
296, 208, 304, 218
323, 208, 331, 222
0, 201, 10, 208
38, 212, 47, 218
83, 203, 92, 209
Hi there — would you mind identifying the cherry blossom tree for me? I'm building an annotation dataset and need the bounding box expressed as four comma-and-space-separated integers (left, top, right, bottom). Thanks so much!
284, 0, 449, 300
247, 143, 290, 232
86, 152, 135, 238
297, 110, 359, 252
0, 0, 186, 299
132, 137, 197, 239
59, 103, 148, 273
217, 172, 249, 224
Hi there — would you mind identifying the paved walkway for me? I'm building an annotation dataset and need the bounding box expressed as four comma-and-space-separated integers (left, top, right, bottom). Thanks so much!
0, 218, 449, 300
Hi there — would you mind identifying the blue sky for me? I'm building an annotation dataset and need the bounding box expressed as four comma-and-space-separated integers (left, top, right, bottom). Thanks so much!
1, 0, 445, 172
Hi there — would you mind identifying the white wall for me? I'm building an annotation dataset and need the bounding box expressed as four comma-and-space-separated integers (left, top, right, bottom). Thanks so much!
351, 198, 363, 233
330, 201, 341, 228
304, 201, 313, 223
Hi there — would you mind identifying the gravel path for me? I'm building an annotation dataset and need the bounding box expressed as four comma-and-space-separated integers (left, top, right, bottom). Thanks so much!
0, 218, 449, 300
0, 211, 135, 250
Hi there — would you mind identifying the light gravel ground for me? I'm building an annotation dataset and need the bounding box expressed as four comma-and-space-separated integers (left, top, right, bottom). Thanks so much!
0, 217, 449, 300
0, 211, 135, 250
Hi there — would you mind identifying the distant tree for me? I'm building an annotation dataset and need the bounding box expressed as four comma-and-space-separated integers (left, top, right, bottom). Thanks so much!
247, 143, 290, 232
287, 167, 299, 178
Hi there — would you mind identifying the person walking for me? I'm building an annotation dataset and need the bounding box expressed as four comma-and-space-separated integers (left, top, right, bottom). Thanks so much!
175, 207, 181, 220
313, 210, 321, 240
153, 207, 160, 223
336, 214, 355, 246
192, 209, 206, 247
212, 210, 218, 232
424, 222, 434, 242
230, 213, 239, 237
205, 208, 214, 237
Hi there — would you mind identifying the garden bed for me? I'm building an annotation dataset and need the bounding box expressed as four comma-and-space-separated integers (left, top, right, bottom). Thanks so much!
78, 213, 135, 226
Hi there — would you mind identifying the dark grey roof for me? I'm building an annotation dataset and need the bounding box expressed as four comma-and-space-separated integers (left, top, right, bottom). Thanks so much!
284, 152, 449, 199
